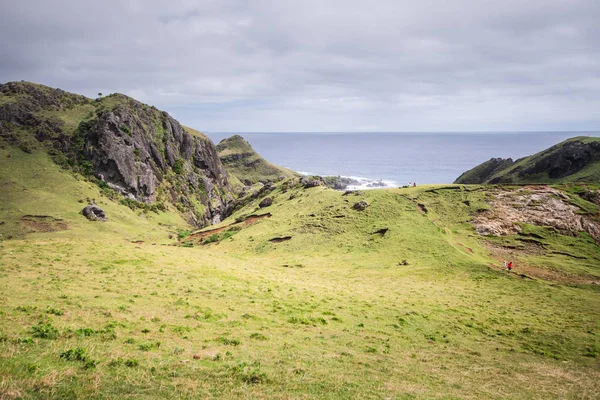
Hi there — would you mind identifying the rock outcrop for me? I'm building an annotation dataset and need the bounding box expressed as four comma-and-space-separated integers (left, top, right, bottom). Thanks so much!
473, 186, 600, 243
300, 176, 325, 188
353, 201, 369, 211
82, 205, 107, 222
0, 81, 235, 227
321, 176, 361, 190
259, 197, 273, 208
81, 101, 230, 208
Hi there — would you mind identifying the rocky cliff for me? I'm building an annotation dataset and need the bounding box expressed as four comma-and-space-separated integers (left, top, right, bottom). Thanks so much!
0, 81, 235, 226
455, 136, 600, 184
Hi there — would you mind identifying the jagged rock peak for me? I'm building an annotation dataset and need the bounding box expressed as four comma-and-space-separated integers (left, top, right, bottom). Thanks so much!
0, 81, 235, 227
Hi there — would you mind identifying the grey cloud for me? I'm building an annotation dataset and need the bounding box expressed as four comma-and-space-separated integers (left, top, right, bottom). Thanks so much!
0, 0, 598, 131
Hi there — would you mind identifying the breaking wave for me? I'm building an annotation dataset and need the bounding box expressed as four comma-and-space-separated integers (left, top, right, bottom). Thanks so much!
297, 171, 397, 190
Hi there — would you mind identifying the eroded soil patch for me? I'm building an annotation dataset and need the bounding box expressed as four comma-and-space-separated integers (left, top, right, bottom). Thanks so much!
473, 186, 600, 243
270, 236, 292, 243
20, 215, 68, 232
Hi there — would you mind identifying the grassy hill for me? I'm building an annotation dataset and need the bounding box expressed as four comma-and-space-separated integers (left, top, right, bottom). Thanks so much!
1, 142, 599, 398
216, 135, 299, 186
455, 136, 600, 184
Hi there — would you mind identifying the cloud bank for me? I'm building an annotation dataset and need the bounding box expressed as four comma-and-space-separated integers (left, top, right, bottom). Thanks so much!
1, 0, 599, 131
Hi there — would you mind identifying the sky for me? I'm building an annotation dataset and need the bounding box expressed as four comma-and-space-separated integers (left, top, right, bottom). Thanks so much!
1, 0, 599, 132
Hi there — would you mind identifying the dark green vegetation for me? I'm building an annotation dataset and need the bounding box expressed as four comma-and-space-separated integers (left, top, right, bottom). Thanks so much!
216, 134, 298, 186
455, 136, 600, 184
0, 82, 599, 399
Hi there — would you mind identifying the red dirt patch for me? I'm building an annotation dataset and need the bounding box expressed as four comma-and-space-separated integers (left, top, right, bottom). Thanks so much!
187, 225, 229, 241
187, 213, 272, 241
244, 213, 272, 225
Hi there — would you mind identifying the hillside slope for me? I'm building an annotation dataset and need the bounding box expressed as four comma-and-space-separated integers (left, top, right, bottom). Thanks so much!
216, 135, 299, 185
2, 173, 599, 398
455, 136, 600, 184
0, 81, 235, 226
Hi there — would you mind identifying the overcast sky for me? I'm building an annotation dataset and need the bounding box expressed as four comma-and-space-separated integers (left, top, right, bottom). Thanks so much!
1, 0, 599, 132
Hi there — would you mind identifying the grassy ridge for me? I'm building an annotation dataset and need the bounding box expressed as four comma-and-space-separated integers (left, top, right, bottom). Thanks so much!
216, 135, 299, 185
1, 148, 599, 398
455, 136, 600, 184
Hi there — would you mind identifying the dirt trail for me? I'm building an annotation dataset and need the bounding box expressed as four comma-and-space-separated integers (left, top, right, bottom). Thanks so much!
187, 213, 271, 241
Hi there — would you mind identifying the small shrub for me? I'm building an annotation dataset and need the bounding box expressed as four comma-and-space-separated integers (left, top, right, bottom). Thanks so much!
249, 333, 268, 341
288, 316, 311, 325
60, 347, 88, 362
17, 337, 34, 344
583, 344, 599, 358
138, 341, 161, 351
216, 336, 241, 346
30, 321, 59, 339
172, 325, 191, 334
125, 358, 139, 367
46, 307, 65, 316
173, 158, 185, 174
177, 230, 191, 240
221, 231, 235, 240
203, 234, 220, 244
231, 361, 267, 384
24, 363, 38, 373
109, 357, 139, 368
120, 125, 131, 135
75, 328, 96, 337
16, 305, 37, 313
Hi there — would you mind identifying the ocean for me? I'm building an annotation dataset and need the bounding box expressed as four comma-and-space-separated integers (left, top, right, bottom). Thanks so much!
205, 132, 600, 188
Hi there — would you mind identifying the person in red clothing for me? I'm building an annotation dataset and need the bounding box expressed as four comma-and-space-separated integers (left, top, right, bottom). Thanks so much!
507, 261, 513, 271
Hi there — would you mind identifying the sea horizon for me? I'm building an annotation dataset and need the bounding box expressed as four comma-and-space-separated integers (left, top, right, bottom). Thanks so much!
206, 131, 600, 187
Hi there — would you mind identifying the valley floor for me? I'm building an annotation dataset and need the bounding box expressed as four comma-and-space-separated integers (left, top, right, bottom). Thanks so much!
1, 236, 599, 399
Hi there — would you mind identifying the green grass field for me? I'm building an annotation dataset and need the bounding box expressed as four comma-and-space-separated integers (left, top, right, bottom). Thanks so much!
1, 148, 599, 399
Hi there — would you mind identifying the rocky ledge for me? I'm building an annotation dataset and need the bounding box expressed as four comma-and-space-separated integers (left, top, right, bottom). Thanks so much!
473, 186, 600, 243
